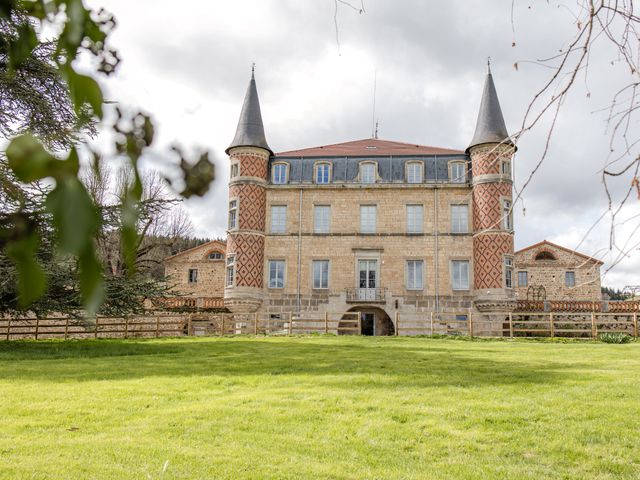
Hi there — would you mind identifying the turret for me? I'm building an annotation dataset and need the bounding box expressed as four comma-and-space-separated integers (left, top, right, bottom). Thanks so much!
224, 67, 272, 313
467, 64, 516, 312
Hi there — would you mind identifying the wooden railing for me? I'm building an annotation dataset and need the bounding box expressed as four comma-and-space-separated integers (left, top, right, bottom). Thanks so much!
516, 300, 640, 313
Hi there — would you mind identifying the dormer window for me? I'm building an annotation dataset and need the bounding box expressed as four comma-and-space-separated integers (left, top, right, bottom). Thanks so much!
272, 163, 288, 184
406, 161, 423, 184
449, 161, 467, 183
360, 162, 377, 184
315, 162, 331, 184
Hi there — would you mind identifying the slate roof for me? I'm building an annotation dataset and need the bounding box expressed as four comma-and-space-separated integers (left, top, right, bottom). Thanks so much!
226, 71, 272, 155
467, 71, 513, 152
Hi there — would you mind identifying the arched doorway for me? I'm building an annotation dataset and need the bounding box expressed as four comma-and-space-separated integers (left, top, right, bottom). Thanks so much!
340, 306, 395, 336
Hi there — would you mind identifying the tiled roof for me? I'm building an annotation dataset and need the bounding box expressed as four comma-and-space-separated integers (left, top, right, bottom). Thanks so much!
276, 138, 463, 157
164, 240, 226, 262
515, 240, 604, 265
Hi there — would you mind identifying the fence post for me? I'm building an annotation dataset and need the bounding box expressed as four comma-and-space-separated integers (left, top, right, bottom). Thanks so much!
591, 312, 597, 339
430, 311, 434, 335
64, 317, 69, 340
94, 317, 99, 339
124, 316, 129, 339
468, 310, 474, 337
188, 314, 193, 336
221, 314, 226, 336
549, 312, 554, 338
357, 312, 362, 335
6, 318, 11, 341
288, 312, 293, 335
254, 312, 258, 335
633, 312, 638, 338
508, 312, 514, 338
324, 311, 329, 334
35, 317, 40, 340
155, 316, 160, 338
395, 311, 399, 336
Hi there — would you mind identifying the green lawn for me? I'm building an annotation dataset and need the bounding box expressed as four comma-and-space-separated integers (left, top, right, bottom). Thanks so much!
1, 336, 639, 479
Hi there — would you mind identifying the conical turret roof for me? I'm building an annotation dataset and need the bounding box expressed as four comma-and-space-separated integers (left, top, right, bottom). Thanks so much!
467, 68, 513, 152
226, 70, 272, 155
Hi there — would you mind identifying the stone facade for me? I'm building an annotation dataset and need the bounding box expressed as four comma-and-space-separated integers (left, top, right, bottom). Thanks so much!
164, 240, 226, 297
514, 240, 603, 301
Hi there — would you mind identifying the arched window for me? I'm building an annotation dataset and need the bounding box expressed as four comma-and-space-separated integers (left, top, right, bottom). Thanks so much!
406, 161, 424, 184
272, 163, 288, 184
314, 162, 331, 184
207, 251, 223, 260
535, 251, 556, 261
359, 162, 377, 184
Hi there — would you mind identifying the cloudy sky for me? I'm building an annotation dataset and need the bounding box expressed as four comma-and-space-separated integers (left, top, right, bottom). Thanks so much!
86, 0, 640, 289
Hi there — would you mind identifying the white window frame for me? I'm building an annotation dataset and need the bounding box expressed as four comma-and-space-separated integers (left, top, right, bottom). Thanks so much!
270, 205, 287, 234
449, 162, 467, 184
268, 260, 286, 289
188, 268, 198, 283
504, 256, 514, 289
406, 260, 424, 290
451, 204, 469, 234
225, 255, 236, 287
501, 159, 511, 178
451, 260, 470, 291
228, 199, 238, 230
314, 162, 331, 184
312, 260, 329, 289
406, 204, 423, 234
313, 205, 331, 234
359, 162, 377, 184
230, 162, 239, 178
518, 271, 528, 287
208, 252, 223, 260
406, 161, 423, 184
503, 199, 513, 231
272, 163, 288, 184
360, 205, 377, 234
565, 271, 576, 287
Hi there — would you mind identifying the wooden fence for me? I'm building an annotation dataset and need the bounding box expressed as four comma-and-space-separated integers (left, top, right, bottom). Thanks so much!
1, 310, 637, 340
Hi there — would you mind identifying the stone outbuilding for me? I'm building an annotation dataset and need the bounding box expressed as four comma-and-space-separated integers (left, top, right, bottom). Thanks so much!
514, 240, 603, 301
163, 240, 226, 298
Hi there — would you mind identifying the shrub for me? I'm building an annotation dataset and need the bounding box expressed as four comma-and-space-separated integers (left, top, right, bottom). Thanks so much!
598, 332, 634, 344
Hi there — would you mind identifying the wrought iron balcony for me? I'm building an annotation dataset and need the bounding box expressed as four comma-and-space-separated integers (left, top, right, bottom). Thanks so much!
346, 288, 386, 303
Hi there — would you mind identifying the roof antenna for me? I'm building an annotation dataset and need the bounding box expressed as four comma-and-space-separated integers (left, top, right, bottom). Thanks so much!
251, 62, 256, 78
374, 120, 379, 139
487, 56, 491, 74
371, 69, 377, 138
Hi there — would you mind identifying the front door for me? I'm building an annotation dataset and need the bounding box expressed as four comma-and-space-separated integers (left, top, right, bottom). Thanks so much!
361, 313, 375, 336
358, 259, 378, 300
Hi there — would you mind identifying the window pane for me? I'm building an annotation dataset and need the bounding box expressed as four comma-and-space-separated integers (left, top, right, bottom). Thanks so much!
518, 271, 528, 287
407, 260, 423, 289
313, 260, 329, 288
451, 205, 468, 233
407, 163, 423, 183
451, 163, 465, 183
316, 164, 330, 184
270, 206, 287, 234
565, 271, 575, 287
269, 260, 285, 288
503, 200, 513, 230
188, 269, 198, 283
361, 163, 376, 183
360, 205, 376, 233
273, 164, 287, 184
313, 206, 330, 234
407, 205, 423, 233
452, 260, 469, 290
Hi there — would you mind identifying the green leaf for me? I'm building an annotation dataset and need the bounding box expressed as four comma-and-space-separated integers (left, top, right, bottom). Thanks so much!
45, 176, 100, 254
78, 246, 104, 315
5, 231, 47, 307
6, 135, 75, 182
66, 69, 104, 119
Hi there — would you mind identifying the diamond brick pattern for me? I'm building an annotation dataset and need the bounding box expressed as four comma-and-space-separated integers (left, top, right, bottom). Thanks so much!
230, 184, 266, 232
470, 144, 515, 176
472, 182, 512, 231
227, 233, 265, 288
231, 151, 268, 179
473, 233, 514, 290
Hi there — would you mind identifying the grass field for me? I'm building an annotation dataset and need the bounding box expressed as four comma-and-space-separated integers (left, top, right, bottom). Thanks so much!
1, 335, 639, 479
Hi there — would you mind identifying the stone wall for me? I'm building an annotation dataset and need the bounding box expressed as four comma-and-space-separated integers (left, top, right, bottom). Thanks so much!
514, 242, 602, 300
164, 241, 226, 297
